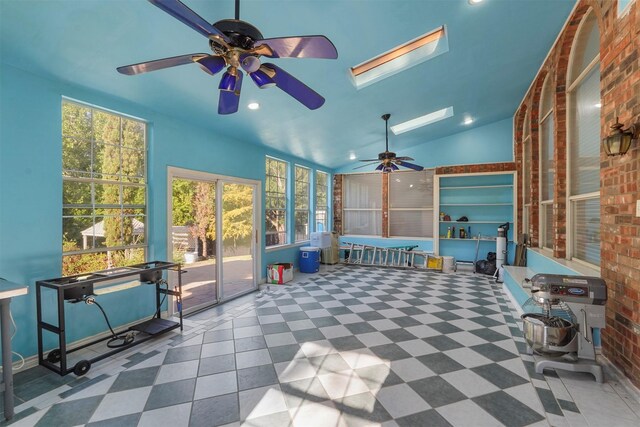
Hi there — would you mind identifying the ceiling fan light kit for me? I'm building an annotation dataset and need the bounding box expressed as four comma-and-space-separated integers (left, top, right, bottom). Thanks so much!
117, 0, 338, 114
355, 114, 425, 173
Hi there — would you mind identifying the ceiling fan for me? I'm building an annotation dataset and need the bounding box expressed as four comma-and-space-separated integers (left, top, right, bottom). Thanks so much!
355, 114, 425, 172
117, 0, 338, 115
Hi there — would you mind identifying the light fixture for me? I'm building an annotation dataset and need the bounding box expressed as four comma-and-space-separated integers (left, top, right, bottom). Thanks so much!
350, 26, 449, 89
250, 65, 277, 89
196, 55, 226, 75
594, 103, 602, 108
469, 0, 484, 4
247, 102, 260, 110
219, 67, 238, 91
463, 117, 474, 125
602, 117, 638, 156
390, 107, 454, 135
349, 152, 357, 160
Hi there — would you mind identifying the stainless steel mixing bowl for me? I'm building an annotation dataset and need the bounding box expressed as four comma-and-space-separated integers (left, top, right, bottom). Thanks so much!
521, 313, 576, 356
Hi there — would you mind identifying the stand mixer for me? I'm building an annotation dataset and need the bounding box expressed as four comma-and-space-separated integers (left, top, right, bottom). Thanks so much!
521, 273, 607, 382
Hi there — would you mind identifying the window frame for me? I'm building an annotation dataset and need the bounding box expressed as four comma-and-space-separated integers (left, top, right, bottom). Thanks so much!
388, 170, 435, 238
294, 164, 311, 242
539, 74, 555, 250
342, 173, 383, 237
565, 8, 601, 269
265, 156, 289, 247
314, 170, 330, 233
61, 98, 148, 273
522, 109, 532, 237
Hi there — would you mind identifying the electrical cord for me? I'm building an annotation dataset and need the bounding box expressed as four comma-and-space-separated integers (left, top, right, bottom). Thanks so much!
0, 276, 26, 371
84, 297, 134, 348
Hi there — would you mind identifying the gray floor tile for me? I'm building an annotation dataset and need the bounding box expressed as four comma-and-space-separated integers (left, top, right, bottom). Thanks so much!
380, 328, 418, 342
189, 393, 239, 427
109, 366, 159, 393
408, 376, 467, 408
268, 343, 303, 363
470, 343, 519, 362
428, 322, 464, 335
472, 363, 529, 389
470, 328, 510, 342
85, 412, 142, 427
311, 316, 341, 328
416, 353, 465, 374
469, 316, 503, 328
396, 408, 453, 427
282, 312, 309, 321
369, 343, 412, 361
344, 322, 377, 334
35, 395, 104, 427
164, 345, 202, 364
336, 392, 393, 424
329, 336, 367, 352
536, 386, 563, 416
473, 391, 545, 427
235, 335, 267, 352
144, 378, 196, 411
558, 398, 580, 413
237, 364, 278, 391
293, 328, 326, 343
261, 322, 291, 335
308, 353, 351, 375
198, 354, 236, 376
423, 335, 465, 351
280, 377, 331, 408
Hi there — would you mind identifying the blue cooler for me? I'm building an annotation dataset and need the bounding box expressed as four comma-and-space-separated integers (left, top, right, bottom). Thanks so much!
299, 246, 320, 273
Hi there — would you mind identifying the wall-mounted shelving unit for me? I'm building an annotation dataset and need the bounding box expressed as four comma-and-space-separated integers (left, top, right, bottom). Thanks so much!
434, 171, 516, 262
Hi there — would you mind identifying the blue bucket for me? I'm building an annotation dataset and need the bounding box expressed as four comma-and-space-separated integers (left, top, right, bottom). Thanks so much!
299, 246, 320, 273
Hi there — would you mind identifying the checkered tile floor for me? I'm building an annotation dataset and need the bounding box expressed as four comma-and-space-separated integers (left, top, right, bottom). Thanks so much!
9, 265, 596, 426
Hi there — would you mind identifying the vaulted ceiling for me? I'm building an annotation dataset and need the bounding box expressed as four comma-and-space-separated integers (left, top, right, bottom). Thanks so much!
0, 0, 575, 168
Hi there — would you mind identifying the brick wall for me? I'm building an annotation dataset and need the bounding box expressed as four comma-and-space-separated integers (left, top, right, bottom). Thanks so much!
515, 0, 640, 386
434, 162, 516, 175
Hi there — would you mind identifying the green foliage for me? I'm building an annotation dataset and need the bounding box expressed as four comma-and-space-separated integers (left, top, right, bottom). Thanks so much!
172, 179, 196, 226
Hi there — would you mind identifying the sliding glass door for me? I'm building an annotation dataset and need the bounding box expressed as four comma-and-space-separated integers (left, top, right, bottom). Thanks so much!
168, 168, 259, 314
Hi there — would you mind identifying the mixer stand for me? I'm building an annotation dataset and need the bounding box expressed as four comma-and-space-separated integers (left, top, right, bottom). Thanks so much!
534, 356, 604, 383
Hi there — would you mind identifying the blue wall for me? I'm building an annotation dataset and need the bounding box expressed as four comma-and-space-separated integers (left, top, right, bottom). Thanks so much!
0, 62, 332, 360
336, 118, 513, 173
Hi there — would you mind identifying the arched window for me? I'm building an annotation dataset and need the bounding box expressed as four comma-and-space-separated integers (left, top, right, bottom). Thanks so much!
539, 74, 554, 250
522, 109, 531, 236
567, 9, 600, 266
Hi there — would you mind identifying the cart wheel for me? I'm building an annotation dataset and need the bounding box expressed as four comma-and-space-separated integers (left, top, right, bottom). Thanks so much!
47, 349, 61, 363
73, 360, 91, 376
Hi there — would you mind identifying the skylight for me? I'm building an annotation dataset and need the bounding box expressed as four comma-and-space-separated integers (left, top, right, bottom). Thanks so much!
350, 26, 449, 89
390, 107, 454, 135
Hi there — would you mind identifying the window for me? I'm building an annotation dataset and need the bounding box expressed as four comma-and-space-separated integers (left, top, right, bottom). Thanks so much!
540, 75, 554, 249
62, 100, 146, 276
343, 174, 382, 235
265, 157, 288, 247
522, 109, 531, 236
294, 165, 310, 242
389, 170, 434, 237
567, 10, 600, 266
315, 171, 329, 232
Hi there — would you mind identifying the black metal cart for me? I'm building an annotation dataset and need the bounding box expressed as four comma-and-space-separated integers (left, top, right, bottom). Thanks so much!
36, 261, 183, 376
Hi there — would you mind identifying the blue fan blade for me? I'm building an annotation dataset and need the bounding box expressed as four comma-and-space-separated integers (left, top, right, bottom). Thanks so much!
254, 36, 338, 59
117, 53, 209, 75
196, 55, 226, 75
396, 160, 424, 171
264, 63, 325, 110
391, 164, 400, 171
375, 164, 384, 171
148, 0, 229, 41
218, 72, 242, 115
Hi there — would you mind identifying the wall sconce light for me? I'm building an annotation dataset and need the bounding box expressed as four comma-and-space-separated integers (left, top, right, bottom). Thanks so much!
602, 117, 638, 156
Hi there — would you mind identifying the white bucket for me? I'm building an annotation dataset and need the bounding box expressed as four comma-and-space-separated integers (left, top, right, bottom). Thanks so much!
442, 256, 455, 273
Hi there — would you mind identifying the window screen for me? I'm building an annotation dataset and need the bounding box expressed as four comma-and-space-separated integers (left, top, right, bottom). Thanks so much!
572, 198, 600, 265
343, 174, 382, 235
389, 170, 434, 237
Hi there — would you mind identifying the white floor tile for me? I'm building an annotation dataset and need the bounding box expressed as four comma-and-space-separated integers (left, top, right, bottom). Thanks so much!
89, 386, 152, 422
194, 371, 237, 400
390, 358, 435, 382
376, 384, 430, 418
317, 369, 370, 400
239, 384, 288, 421
138, 402, 191, 427
436, 399, 502, 427
341, 348, 388, 370
201, 340, 235, 358
275, 359, 318, 383
440, 370, 500, 398
155, 359, 199, 384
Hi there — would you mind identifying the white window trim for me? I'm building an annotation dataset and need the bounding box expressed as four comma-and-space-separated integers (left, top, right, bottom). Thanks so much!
315, 170, 330, 233
62, 99, 148, 264
539, 74, 555, 250
565, 8, 600, 267
265, 156, 289, 247
294, 164, 311, 243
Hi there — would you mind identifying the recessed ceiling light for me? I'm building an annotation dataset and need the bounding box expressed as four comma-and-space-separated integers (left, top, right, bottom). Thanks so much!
463, 117, 474, 125
350, 26, 449, 89
594, 103, 602, 108
409, 184, 414, 188
469, 0, 484, 4
349, 152, 357, 160
247, 102, 260, 110
390, 107, 454, 135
